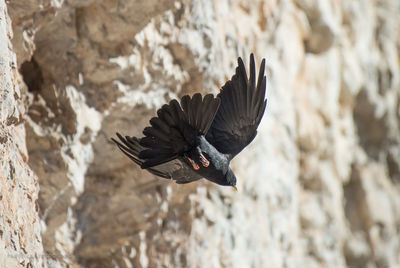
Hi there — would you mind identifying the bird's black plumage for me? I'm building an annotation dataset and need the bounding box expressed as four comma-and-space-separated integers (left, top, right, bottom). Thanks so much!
112, 54, 267, 189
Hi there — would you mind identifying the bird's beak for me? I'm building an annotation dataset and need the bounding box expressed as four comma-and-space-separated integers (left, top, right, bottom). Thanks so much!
232, 185, 238, 192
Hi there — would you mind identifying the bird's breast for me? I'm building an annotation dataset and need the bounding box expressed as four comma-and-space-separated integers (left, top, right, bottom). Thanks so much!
185, 136, 230, 182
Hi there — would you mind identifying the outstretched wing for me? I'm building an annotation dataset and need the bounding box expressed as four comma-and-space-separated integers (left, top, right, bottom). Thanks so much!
137, 93, 220, 168
113, 93, 220, 170
206, 54, 267, 159
112, 134, 202, 184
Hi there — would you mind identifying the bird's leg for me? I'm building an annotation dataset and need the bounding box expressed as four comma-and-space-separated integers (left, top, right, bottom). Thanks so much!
185, 155, 200, 170
197, 148, 210, 167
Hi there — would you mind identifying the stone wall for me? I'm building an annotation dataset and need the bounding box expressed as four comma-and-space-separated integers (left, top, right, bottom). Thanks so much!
2, 0, 400, 267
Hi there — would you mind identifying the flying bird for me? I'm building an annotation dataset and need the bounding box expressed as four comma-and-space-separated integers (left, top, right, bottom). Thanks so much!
112, 53, 267, 191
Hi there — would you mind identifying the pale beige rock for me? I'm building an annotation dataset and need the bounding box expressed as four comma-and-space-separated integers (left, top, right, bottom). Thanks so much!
3, 0, 400, 267
0, 2, 45, 267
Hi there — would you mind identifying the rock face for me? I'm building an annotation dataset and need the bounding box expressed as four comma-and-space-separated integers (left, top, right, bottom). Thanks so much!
2, 0, 400, 267
0, 2, 44, 267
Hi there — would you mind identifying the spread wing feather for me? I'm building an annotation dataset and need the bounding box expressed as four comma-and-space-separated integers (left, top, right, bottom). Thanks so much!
114, 93, 220, 170
206, 53, 267, 159
112, 134, 202, 183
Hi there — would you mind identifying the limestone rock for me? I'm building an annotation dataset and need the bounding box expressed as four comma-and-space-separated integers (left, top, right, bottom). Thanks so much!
2, 0, 400, 267
0, 2, 44, 267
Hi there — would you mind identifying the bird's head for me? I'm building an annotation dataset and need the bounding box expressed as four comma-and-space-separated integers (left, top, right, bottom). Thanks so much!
204, 167, 238, 190
225, 168, 238, 191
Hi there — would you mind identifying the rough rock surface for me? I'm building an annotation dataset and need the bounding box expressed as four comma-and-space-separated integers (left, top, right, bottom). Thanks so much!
0, 1, 44, 267
2, 0, 400, 267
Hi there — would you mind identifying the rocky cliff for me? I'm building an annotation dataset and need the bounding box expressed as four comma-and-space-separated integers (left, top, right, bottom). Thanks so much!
1, 0, 400, 267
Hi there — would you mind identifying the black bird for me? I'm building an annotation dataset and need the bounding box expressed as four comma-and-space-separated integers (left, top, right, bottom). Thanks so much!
112, 53, 267, 190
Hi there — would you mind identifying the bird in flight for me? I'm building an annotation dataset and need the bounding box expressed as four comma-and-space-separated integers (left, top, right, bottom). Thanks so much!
112, 53, 267, 191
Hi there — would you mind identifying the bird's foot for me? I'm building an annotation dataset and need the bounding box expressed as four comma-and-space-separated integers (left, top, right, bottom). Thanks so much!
199, 152, 209, 167
187, 156, 200, 170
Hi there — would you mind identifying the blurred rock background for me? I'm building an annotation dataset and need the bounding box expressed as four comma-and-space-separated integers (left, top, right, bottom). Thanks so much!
1, 0, 399, 267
